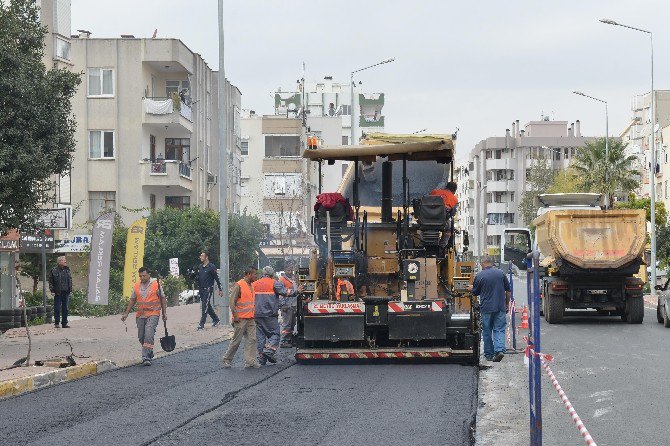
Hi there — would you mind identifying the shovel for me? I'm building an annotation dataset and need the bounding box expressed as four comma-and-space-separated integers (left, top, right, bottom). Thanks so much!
160, 319, 176, 352
156, 275, 176, 352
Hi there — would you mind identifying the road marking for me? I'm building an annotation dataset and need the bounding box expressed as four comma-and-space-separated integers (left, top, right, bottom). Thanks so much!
593, 407, 612, 418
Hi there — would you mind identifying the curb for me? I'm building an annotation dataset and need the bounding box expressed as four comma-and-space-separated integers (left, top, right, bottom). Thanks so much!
0, 359, 117, 400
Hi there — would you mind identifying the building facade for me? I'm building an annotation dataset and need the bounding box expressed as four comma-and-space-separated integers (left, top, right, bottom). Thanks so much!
460, 119, 596, 257
240, 114, 319, 266
273, 76, 385, 190
66, 34, 241, 227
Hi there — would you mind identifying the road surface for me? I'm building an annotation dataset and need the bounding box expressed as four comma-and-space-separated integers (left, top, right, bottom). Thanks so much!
0, 342, 478, 446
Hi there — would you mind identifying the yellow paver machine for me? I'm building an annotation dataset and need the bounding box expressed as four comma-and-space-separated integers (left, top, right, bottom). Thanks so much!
295, 134, 479, 363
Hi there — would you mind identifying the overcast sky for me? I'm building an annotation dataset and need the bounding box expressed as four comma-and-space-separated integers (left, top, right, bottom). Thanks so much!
71, 0, 670, 162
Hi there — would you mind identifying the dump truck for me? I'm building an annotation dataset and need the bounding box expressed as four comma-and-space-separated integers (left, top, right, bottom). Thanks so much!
294, 134, 480, 363
531, 193, 646, 324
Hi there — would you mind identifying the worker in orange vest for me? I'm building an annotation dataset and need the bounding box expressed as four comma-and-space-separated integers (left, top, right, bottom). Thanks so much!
429, 181, 459, 217
279, 260, 299, 348
122, 267, 168, 366
223, 266, 260, 369
336, 277, 355, 301
254, 266, 303, 365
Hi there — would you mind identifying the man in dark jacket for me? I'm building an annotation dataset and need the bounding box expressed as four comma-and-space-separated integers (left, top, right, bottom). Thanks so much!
49, 256, 73, 328
196, 251, 222, 330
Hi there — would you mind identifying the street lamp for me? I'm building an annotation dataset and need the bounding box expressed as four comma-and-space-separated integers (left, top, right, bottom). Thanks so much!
573, 90, 609, 207
600, 18, 657, 296
350, 58, 395, 145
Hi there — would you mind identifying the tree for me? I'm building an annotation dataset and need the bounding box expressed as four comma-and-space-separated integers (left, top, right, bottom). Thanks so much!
143, 207, 264, 282
0, 0, 81, 233
519, 156, 555, 226
572, 138, 639, 208
547, 168, 585, 194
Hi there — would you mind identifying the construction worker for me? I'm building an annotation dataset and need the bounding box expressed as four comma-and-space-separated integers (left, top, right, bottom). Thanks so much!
254, 266, 302, 365
222, 267, 260, 369
279, 260, 299, 348
121, 267, 168, 366
429, 181, 458, 216
336, 277, 355, 301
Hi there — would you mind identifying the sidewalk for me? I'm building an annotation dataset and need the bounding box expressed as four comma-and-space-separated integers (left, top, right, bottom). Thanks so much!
0, 304, 232, 398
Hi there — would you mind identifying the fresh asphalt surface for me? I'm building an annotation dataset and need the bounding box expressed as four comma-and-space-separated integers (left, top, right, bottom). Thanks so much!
0, 339, 478, 445
514, 275, 670, 446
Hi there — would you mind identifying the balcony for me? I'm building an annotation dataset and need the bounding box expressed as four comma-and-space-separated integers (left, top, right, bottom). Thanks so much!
359, 115, 384, 128
486, 158, 514, 170
487, 180, 516, 192
143, 97, 193, 133
141, 160, 192, 192
486, 202, 509, 213
358, 93, 384, 107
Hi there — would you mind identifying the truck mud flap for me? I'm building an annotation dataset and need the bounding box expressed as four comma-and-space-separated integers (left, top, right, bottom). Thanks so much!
303, 314, 365, 342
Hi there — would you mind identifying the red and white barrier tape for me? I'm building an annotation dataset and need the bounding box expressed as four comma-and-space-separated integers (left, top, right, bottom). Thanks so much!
524, 337, 597, 446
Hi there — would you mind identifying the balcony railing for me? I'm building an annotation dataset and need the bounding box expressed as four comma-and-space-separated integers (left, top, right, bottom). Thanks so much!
151, 162, 167, 174
358, 93, 384, 107
359, 115, 385, 127
179, 161, 191, 178
143, 97, 193, 123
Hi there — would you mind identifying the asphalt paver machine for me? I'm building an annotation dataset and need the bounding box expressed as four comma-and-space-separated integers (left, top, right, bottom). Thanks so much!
295, 134, 479, 363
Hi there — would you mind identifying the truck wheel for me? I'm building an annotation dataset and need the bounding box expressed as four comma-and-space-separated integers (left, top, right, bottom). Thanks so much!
546, 294, 564, 324
625, 297, 644, 324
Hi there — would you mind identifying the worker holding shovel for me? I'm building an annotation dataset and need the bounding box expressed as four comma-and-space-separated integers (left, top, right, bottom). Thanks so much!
122, 267, 168, 366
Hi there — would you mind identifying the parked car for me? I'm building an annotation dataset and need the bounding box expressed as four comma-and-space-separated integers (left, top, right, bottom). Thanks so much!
179, 289, 200, 305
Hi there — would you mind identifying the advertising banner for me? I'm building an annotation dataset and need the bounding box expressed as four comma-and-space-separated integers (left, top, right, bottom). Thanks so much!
87, 212, 115, 305
123, 218, 148, 298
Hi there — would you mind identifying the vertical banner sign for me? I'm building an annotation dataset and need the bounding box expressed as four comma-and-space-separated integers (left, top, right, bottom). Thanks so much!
169, 258, 179, 277
87, 212, 115, 305
123, 218, 148, 297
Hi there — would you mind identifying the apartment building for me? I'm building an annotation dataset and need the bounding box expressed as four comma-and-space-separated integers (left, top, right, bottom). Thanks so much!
240, 114, 319, 266
65, 34, 241, 226
460, 119, 597, 256
620, 91, 670, 201
274, 76, 385, 190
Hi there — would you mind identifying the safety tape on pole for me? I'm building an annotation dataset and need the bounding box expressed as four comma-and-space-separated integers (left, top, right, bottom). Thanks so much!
524, 337, 597, 446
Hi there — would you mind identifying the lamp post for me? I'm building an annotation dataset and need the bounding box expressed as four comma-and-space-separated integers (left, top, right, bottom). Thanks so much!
600, 18, 657, 297
573, 90, 609, 207
350, 58, 395, 145
217, 0, 230, 323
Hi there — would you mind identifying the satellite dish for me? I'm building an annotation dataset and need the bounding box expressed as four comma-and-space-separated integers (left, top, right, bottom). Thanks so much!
288, 103, 297, 111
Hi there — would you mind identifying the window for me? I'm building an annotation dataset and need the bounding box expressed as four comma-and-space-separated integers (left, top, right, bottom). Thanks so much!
165, 138, 190, 161
241, 140, 249, 156
553, 150, 561, 161
487, 213, 515, 224
165, 196, 190, 210
486, 171, 493, 181
486, 193, 493, 204
339, 105, 351, 115
89, 131, 114, 158
510, 192, 515, 202
264, 135, 301, 157
494, 192, 504, 203
495, 150, 502, 159
55, 36, 70, 60
264, 173, 301, 197
487, 235, 501, 246
342, 135, 349, 145
564, 148, 569, 158
525, 169, 531, 180
88, 68, 114, 96
510, 149, 515, 158
166, 80, 190, 102
89, 192, 116, 220
150, 134, 156, 161
485, 150, 492, 159
150, 194, 156, 210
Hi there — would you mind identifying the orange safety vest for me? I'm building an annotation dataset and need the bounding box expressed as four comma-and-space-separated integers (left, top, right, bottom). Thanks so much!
429, 189, 458, 209
235, 279, 255, 319
134, 280, 161, 318
336, 278, 355, 301
280, 275, 294, 293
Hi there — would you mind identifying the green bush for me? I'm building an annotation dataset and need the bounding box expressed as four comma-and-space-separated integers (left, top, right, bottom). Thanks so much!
161, 275, 186, 307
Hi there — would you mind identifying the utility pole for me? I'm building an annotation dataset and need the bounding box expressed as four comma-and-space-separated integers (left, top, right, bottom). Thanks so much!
217, 0, 230, 324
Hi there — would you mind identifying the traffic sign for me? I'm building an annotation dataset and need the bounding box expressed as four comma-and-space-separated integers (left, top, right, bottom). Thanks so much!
20, 231, 55, 253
